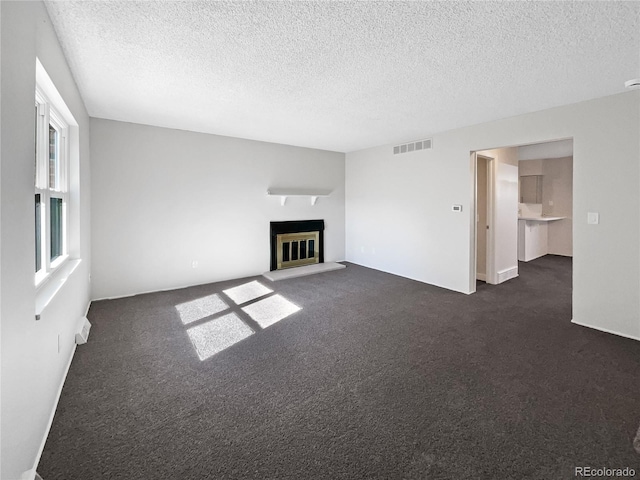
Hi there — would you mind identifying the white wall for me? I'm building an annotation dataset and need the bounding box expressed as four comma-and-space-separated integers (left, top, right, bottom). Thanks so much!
518, 139, 573, 161
90, 119, 345, 299
346, 91, 640, 340
1, 2, 91, 479
519, 158, 543, 176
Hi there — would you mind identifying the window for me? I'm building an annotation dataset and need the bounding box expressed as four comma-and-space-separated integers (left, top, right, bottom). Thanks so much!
35, 87, 69, 285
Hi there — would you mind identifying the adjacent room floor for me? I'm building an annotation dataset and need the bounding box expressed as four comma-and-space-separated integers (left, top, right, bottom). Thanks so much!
39, 256, 640, 479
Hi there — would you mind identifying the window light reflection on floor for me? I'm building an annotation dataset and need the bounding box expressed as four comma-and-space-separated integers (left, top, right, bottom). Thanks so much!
242, 294, 301, 329
187, 312, 254, 361
175, 293, 229, 325
223, 280, 273, 305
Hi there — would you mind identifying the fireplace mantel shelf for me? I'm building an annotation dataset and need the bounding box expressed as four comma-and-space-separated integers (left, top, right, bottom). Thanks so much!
267, 188, 332, 206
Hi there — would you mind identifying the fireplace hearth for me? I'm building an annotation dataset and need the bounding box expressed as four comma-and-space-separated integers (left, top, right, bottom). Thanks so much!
270, 220, 324, 271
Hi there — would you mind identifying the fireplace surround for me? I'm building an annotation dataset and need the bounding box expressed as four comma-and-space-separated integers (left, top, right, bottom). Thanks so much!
270, 220, 324, 271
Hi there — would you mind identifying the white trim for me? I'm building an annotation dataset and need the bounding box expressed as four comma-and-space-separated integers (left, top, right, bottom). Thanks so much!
345, 260, 472, 295
49, 252, 69, 271
496, 266, 518, 284
485, 157, 496, 284
571, 319, 640, 342
34, 97, 47, 189
471, 153, 497, 290
20, 468, 35, 480
30, 344, 76, 477
35, 78, 71, 286
469, 152, 477, 293
36, 59, 78, 127
35, 259, 81, 319
91, 280, 256, 302
30, 335, 79, 478
29, 301, 92, 478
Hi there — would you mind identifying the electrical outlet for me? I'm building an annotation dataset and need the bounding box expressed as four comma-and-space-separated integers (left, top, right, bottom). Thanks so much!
191, 260, 198, 268
548, 200, 553, 206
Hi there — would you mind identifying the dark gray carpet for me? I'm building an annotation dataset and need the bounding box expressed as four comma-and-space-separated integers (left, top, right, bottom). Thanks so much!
39, 257, 640, 479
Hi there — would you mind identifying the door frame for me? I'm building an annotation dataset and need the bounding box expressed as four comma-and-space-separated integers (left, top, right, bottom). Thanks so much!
470, 152, 496, 292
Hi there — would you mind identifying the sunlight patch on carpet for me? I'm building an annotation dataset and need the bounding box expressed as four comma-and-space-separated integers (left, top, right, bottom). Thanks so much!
175, 293, 229, 325
187, 312, 254, 360
223, 280, 273, 305
242, 294, 301, 328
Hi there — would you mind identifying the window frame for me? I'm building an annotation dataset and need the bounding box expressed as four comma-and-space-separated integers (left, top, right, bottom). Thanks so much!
35, 86, 70, 287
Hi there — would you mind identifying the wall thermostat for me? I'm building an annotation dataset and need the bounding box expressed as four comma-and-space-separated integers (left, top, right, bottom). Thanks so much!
452, 205, 462, 212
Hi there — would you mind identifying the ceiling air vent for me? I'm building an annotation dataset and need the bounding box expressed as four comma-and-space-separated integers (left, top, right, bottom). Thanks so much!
393, 138, 432, 155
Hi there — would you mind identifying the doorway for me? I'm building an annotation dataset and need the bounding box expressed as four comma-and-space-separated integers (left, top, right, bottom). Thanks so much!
517, 139, 574, 262
476, 155, 491, 282
470, 147, 520, 293
470, 140, 573, 295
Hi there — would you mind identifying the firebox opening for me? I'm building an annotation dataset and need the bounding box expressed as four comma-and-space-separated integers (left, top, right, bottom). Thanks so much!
270, 220, 324, 271
277, 231, 319, 269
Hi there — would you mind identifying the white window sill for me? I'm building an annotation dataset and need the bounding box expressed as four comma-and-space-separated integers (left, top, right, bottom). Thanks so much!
35, 258, 81, 320
35, 254, 70, 288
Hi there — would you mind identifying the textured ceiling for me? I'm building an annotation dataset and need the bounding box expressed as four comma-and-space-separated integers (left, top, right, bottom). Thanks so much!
44, 1, 640, 153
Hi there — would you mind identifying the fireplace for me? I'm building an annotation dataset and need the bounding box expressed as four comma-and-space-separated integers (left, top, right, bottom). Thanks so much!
270, 220, 324, 271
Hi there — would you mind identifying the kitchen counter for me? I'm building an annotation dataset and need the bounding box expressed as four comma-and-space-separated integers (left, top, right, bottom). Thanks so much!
518, 216, 566, 222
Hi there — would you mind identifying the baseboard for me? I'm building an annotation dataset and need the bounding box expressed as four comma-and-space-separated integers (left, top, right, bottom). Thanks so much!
19, 469, 44, 480
91, 275, 266, 302
92, 284, 197, 301
496, 266, 518, 284
20, 468, 35, 480
31, 343, 77, 477
29, 299, 91, 478
571, 319, 640, 342
346, 260, 471, 295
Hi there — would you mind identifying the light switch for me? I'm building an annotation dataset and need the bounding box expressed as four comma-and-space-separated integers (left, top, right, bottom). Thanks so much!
548, 200, 553, 206
587, 212, 599, 225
